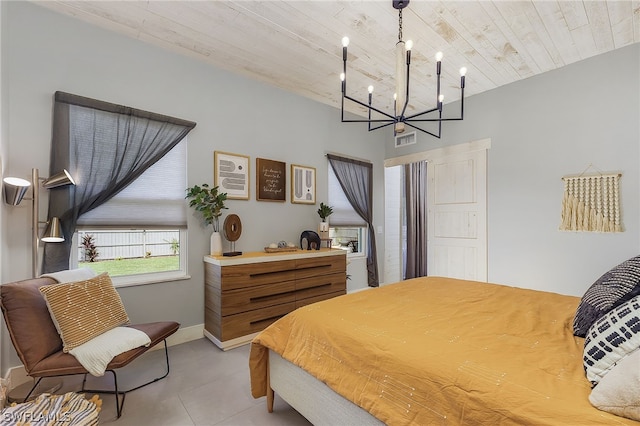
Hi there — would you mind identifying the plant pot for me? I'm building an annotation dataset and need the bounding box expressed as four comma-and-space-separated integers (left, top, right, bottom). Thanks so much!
210, 231, 223, 256
318, 221, 329, 241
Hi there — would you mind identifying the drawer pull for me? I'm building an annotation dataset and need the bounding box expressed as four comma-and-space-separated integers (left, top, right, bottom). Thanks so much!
249, 270, 292, 278
250, 315, 286, 326
301, 282, 332, 290
297, 264, 332, 272
250, 291, 295, 303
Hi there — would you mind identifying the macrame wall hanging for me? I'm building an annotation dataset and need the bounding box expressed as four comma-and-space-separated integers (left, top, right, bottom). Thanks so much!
560, 169, 622, 233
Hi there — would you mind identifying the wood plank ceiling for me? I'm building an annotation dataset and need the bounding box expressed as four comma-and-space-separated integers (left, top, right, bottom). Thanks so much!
33, 1, 640, 118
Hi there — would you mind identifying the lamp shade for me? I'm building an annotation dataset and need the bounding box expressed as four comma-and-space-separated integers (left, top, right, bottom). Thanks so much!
41, 217, 65, 243
42, 170, 75, 189
3, 177, 31, 205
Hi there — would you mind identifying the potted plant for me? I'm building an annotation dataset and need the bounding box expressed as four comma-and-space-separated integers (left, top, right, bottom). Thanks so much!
317, 202, 333, 234
186, 183, 228, 255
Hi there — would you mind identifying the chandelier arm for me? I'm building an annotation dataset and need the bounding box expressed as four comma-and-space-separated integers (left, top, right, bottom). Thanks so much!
368, 121, 397, 131
403, 122, 442, 139
406, 114, 464, 122
343, 94, 396, 120
460, 86, 465, 120
404, 106, 440, 120
342, 118, 396, 123
406, 91, 465, 122
399, 49, 411, 120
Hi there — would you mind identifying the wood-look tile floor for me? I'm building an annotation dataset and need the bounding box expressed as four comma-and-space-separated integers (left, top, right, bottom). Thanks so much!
49, 338, 311, 425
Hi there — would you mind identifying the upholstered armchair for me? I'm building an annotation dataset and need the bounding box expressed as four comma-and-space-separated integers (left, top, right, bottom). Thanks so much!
0, 274, 179, 418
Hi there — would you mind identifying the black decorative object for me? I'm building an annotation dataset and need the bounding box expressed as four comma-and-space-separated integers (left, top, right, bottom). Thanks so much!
340, 0, 467, 139
300, 230, 321, 251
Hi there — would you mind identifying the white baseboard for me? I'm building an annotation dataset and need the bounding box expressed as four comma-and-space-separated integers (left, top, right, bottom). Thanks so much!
203, 329, 258, 351
4, 323, 205, 391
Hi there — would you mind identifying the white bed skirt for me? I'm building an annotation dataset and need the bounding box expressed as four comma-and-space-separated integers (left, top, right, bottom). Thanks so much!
269, 349, 384, 425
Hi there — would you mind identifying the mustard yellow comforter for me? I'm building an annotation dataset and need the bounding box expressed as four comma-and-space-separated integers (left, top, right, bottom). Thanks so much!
250, 277, 638, 425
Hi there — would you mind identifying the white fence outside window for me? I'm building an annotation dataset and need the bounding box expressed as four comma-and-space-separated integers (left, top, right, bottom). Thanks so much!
77, 230, 180, 261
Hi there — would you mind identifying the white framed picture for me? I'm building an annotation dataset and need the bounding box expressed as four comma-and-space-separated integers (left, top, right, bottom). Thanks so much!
214, 151, 250, 200
291, 164, 316, 204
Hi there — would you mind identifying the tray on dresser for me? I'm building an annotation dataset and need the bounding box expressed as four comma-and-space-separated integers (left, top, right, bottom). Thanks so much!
264, 247, 299, 253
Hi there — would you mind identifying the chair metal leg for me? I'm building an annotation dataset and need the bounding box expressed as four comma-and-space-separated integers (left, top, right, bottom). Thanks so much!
22, 377, 43, 403
81, 339, 171, 418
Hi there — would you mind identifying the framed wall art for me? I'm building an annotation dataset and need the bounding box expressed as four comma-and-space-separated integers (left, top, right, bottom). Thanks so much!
291, 164, 316, 204
214, 151, 250, 200
256, 157, 286, 202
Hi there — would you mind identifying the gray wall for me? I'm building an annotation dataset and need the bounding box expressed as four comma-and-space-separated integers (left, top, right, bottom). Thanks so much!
387, 43, 640, 296
0, 1, 387, 374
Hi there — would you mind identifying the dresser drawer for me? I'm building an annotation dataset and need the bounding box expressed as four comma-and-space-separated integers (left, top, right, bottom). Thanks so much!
221, 280, 296, 316
296, 272, 346, 301
220, 260, 297, 290
295, 255, 346, 279
222, 302, 295, 340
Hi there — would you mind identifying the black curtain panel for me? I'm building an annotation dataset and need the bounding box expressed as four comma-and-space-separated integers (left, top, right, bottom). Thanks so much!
327, 154, 379, 287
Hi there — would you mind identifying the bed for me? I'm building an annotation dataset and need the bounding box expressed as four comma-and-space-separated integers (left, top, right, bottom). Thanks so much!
249, 276, 640, 425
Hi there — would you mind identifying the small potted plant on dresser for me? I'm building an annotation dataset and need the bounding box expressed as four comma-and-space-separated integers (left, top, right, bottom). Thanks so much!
317, 202, 333, 241
186, 183, 228, 256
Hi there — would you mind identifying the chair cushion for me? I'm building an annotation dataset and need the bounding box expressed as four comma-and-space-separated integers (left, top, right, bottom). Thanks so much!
0, 277, 63, 372
39, 273, 130, 352
29, 322, 180, 377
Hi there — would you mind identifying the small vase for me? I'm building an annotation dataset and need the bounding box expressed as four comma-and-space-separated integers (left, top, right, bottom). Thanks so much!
210, 231, 223, 256
318, 221, 330, 241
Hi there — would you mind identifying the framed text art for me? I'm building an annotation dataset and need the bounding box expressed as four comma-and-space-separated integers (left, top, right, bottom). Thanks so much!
214, 151, 250, 200
256, 158, 286, 202
291, 164, 316, 204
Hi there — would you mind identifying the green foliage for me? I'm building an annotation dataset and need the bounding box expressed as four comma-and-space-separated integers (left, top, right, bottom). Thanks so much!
317, 202, 334, 221
186, 184, 228, 232
81, 234, 99, 262
164, 238, 180, 255
80, 256, 179, 276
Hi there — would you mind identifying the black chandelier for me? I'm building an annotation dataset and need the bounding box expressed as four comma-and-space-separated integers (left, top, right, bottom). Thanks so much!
340, 0, 467, 138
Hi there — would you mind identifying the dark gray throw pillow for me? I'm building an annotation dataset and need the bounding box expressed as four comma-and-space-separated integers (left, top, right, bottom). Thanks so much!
573, 255, 640, 337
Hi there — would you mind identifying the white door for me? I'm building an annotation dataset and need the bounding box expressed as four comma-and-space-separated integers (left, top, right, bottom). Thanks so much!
427, 148, 487, 281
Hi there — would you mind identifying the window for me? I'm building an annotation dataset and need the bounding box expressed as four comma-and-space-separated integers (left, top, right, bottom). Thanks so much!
72, 142, 188, 286
328, 164, 366, 257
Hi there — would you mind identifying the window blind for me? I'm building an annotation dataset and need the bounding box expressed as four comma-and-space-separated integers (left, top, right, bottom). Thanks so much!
77, 141, 187, 227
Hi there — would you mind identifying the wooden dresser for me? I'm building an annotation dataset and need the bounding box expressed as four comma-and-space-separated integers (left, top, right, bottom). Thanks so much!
204, 248, 347, 350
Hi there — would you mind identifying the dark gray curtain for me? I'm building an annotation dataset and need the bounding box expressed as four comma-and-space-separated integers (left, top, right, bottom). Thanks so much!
327, 154, 379, 287
43, 91, 196, 274
404, 161, 428, 279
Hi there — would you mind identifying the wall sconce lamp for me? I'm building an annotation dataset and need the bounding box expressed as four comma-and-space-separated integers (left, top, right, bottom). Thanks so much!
3, 168, 76, 277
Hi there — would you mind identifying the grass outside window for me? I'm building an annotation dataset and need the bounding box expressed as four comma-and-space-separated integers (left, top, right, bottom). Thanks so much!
79, 256, 179, 277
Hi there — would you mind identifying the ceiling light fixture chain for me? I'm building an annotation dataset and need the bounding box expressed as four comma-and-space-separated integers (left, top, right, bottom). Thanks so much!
398, 7, 403, 43
339, 0, 468, 139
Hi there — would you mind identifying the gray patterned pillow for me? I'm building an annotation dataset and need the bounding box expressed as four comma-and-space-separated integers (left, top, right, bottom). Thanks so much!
583, 295, 640, 384
573, 255, 640, 337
